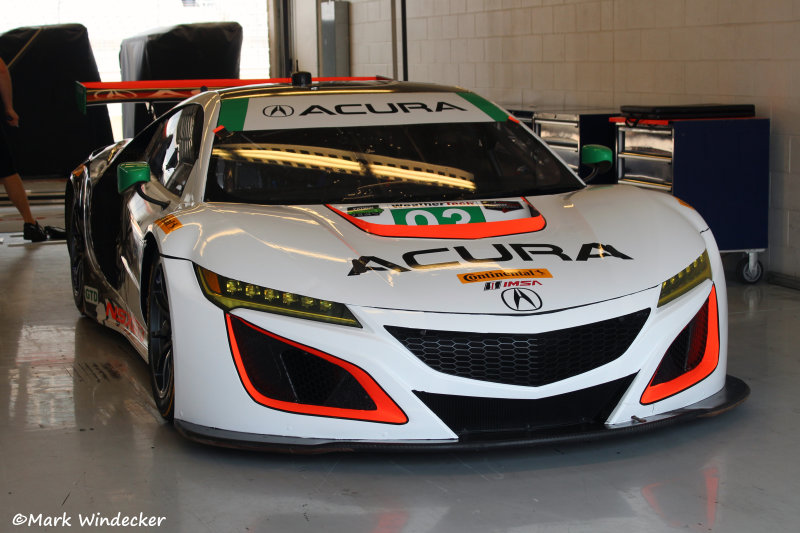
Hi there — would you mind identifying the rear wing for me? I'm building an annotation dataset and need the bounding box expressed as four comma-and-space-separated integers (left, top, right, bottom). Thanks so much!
76, 76, 392, 113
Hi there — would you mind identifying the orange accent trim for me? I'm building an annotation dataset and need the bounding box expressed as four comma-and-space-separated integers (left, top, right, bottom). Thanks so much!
327, 204, 546, 239
610, 116, 671, 126
508, 115, 520, 124
226, 314, 407, 424
610, 116, 762, 125
675, 196, 695, 210
640, 285, 720, 405
79, 77, 391, 105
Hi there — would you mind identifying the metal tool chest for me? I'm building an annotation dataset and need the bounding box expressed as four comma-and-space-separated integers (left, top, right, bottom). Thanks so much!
611, 112, 770, 282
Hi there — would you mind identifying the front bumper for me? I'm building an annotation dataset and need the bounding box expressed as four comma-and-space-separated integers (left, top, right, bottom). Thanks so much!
164, 247, 741, 450
174, 375, 749, 453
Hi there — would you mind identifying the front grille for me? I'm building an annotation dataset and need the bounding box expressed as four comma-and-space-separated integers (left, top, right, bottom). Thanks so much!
414, 374, 636, 440
386, 309, 650, 387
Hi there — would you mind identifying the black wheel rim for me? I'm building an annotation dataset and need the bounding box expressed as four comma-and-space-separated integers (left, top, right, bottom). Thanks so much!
149, 264, 173, 401
67, 202, 85, 305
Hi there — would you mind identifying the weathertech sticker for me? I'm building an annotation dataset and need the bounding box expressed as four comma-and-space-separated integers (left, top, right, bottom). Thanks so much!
155, 214, 182, 234
458, 268, 552, 284
329, 198, 545, 239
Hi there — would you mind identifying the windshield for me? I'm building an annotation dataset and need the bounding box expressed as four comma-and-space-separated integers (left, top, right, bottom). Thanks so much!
205, 120, 582, 205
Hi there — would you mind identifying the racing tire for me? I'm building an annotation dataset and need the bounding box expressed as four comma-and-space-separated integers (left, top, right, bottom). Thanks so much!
147, 257, 175, 421
736, 256, 763, 284
65, 188, 87, 315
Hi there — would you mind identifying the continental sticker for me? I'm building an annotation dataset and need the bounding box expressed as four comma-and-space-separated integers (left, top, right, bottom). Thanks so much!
458, 268, 552, 284
155, 214, 182, 234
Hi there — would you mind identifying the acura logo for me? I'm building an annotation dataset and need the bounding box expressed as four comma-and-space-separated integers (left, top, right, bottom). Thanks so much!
262, 105, 294, 117
501, 288, 542, 312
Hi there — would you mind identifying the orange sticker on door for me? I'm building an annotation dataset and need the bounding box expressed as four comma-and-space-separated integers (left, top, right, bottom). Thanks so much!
155, 214, 182, 234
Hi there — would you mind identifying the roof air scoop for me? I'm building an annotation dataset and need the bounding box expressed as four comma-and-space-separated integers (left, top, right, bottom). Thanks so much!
291, 71, 312, 88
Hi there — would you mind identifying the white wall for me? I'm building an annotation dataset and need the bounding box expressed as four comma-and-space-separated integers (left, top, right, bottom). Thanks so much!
346, 0, 800, 281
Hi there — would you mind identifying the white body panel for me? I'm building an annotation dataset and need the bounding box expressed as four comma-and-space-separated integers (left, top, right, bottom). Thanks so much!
160, 185, 706, 315
68, 80, 744, 449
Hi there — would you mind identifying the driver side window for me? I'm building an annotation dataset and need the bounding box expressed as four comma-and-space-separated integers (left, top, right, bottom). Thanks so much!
144, 104, 204, 196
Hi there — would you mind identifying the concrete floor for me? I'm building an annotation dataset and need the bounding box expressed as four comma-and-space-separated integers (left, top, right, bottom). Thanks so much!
1, 209, 799, 532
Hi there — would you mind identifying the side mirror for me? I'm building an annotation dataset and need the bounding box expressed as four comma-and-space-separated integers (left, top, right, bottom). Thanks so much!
117, 161, 170, 208
117, 161, 151, 193
580, 144, 613, 183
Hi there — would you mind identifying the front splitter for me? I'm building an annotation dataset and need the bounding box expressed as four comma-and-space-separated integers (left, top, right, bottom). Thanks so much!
174, 375, 750, 454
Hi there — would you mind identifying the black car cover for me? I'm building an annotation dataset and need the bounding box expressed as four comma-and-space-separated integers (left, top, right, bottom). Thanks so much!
0, 24, 113, 179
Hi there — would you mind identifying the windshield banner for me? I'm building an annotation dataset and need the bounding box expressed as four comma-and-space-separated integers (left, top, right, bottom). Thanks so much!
218, 92, 506, 131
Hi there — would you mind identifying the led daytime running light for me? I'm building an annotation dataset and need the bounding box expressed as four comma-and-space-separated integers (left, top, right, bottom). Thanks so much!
195, 265, 361, 327
658, 250, 711, 307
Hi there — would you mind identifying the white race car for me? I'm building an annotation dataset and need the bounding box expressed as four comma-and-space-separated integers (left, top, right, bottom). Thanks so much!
66, 74, 748, 451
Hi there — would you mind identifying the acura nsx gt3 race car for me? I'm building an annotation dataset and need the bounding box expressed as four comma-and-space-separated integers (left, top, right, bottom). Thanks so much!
66, 74, 749, 451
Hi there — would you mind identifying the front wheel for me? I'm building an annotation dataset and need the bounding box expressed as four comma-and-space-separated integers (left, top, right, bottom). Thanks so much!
65, 187, 87, 314
147, 258, 175, 420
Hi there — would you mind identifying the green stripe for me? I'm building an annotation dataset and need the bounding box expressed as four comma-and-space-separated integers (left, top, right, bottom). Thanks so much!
457, 92, 508, 122
217, 98, 249, 131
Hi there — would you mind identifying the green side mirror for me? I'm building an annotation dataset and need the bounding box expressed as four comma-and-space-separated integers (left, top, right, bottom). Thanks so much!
117, 161, 151, 193
580, 144, 613, 183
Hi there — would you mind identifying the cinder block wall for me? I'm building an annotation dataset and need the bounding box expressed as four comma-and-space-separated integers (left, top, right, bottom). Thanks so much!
347, 0, 800, 281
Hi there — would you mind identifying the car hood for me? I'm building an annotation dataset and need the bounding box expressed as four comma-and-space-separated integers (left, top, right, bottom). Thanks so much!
163, 185, 708, 314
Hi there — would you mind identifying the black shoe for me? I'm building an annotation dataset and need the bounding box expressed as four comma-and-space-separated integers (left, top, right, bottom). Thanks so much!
45, 225, 67, 240
23, 222, 47, 242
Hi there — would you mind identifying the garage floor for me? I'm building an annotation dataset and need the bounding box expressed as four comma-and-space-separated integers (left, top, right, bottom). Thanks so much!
1, 205, 799, 533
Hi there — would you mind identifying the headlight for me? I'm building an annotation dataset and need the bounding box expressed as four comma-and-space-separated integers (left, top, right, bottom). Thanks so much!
658, 250, 711, 307
195, 265, 361, 327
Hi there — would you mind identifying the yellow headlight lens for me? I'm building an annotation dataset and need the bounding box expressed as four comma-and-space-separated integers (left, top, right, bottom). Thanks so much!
195, 265, 361, 327
658, 250, 711, 307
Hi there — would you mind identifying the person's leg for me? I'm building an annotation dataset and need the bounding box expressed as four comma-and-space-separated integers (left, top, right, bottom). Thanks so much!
1, 173, 46, 241
1, 172, 35, 223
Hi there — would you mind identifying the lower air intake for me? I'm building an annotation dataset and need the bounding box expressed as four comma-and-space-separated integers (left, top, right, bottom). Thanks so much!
228, 314, 376, 410
651, 299, 710, 386
414, 374, 635, 441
